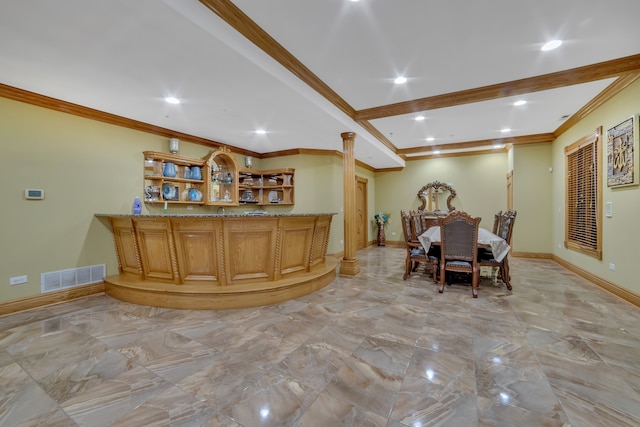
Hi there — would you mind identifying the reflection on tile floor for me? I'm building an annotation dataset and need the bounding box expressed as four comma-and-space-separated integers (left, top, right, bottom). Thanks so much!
2, 247, 640, 426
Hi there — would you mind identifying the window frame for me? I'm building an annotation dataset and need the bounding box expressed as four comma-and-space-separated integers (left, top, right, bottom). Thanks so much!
564, 127, 603, 259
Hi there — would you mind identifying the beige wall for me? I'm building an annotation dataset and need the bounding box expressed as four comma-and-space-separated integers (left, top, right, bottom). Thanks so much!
374, 152, 510, 245
512, 143, 553, 253
551, 79, 640, 294
1, 98, 164, 301
0, 100, 350, 303
261, 153, 345, 254
2, 78, 639, 304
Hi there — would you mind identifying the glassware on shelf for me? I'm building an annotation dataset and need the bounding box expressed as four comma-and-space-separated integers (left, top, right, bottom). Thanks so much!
145, 159, 162, 177
211, 165, 221, 184
145, 185, 160, 201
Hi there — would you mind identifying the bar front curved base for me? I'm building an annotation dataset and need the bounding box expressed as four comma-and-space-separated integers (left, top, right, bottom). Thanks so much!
104, 257, 337, 310
98, 213, 336, 310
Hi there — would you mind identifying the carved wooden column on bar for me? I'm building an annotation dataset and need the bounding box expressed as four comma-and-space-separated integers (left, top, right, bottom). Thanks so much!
340, 132, 360, 276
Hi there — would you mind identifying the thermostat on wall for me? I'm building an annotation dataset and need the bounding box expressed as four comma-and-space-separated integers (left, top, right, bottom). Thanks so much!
25, 189, 44, 200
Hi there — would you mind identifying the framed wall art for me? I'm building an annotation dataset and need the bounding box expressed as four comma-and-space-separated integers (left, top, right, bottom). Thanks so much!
606, 116, 637, 187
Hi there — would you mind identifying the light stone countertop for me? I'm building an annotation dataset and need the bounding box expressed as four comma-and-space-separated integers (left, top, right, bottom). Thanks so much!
96, 212, 337, 218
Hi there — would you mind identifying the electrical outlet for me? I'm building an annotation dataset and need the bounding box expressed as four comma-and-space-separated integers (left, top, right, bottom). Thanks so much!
10, 275, 28, 285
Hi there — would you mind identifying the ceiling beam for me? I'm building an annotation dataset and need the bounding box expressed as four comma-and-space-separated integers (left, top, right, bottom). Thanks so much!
355, 120, 398, 153
404, 147, 507, 161
197, 1, 639, 160
398, 133, 556, 156
198, 0, 356, 119
355, 54, 640, 121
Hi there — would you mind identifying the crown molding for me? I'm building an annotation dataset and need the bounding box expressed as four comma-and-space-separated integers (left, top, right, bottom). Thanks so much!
0, 82, 263, 158
398, 133, 555, 157
355, 54, 640, 121
554, 72, 640, 136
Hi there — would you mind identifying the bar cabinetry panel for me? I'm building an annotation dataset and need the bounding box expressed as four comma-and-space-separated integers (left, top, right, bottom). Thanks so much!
102, 213, 336, 309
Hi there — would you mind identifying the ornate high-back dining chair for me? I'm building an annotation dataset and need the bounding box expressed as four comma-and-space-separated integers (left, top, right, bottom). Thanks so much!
401, 210, 438, 282
438, 211, 482, 298
480, 210, 517, 290
491, 210, 503, 234
408, 210, 440, 238
497, 210, 517, 245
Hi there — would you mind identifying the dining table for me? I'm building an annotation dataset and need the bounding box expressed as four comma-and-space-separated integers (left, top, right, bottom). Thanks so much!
418, 226, 511, 262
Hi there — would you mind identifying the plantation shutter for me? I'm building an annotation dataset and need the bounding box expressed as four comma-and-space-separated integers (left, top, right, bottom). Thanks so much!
565, 128, 602, 259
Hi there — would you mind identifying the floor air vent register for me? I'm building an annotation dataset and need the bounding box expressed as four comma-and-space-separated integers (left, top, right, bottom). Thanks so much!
40, 264, 105, 293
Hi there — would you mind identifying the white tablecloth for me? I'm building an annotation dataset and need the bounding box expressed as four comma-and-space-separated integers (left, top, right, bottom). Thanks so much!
418, 226, 511, 262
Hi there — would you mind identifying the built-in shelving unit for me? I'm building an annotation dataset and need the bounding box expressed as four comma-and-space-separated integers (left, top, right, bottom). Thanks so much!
143, 148, 294, 207
238, 168, 295, 206
204, 147, 239, 207
143, 151, 206, 204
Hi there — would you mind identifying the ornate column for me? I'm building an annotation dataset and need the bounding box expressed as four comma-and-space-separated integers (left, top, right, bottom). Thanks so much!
340, 132, 360, 276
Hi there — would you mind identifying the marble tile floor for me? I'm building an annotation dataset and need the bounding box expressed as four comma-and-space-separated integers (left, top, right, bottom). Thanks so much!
2, 247, 640, 426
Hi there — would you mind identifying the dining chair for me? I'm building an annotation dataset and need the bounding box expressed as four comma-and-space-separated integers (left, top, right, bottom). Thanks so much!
479, 210, 517, 290
438, 210, 482, 298
400, 210, 438, 282
478, 210, 502, 260
491, 210, 502, 234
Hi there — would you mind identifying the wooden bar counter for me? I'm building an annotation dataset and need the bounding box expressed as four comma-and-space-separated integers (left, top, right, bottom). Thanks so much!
97, 213, 336, 309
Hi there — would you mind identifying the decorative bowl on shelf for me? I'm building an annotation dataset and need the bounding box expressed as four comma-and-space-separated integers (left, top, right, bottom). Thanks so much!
162, 183, 177, 200
188, 188, 203, 202
240, 190, 254, 202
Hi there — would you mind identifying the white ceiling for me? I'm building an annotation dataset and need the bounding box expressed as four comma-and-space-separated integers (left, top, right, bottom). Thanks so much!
1, 0, 639, 168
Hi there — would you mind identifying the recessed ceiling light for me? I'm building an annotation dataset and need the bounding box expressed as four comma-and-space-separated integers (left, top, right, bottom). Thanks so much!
415, 116, 425, 121
513, 100, 527, 106
426, 137, 435, 142
255, 129, 267, 135
501, 128, 511, 133
394, 76, 407, 84
164, 97, 180, 104
541, 40, 562, 51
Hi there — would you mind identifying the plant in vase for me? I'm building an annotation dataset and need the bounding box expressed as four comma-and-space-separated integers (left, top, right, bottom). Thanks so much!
373, 212, 390, 246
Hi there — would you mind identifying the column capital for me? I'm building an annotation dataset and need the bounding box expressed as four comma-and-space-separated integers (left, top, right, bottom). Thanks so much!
341, 132, 356, 141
